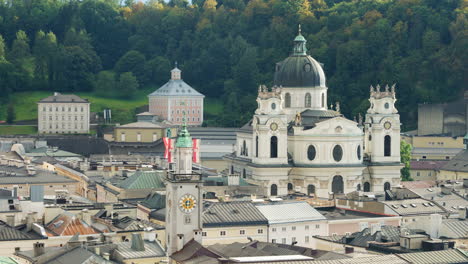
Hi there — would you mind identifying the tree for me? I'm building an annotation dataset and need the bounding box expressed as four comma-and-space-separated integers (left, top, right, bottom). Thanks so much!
95, 71, 117, 97
400, 140, 413, 181
114, 50, 146, 85
9, 30, 31, 62
118, 72, 138, 98
0, 34, 5, 61
6, 104, 15, 124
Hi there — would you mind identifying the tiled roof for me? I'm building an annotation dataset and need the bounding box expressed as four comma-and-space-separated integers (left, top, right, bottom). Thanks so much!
117, 121, 171, 129
114, 240, 165, 259
38, 93, 88, 103
0, 165, 77, 185
148, 79, 204, 97
407, 188, 468, 213
441, 219, 468, 238
441, 150, 468, 172
396, 248, 468, 264
382, 198, 446, 216
203, 202, 268, 227
400, 181, 436, 189
411, 147, 463, 156
0, 221, 34, 241
46, 212, 98, 236
255, 202, 326, 224
117, 170, 165, 190
410, 160, 448, 170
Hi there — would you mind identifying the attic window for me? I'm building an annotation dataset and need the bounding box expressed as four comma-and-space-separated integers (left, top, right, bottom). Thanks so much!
53, 220, 64, 228
401, 204, 408, 208
410, 204, 417, 208
428, 203, 434, 206
391, 205, 398, 209
427, 189, 433, 192
423, 203, 429, 207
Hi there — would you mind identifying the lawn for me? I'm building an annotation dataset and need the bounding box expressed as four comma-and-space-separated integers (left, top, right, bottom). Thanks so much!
0, 126, 37, 135
0, 88, 224, 125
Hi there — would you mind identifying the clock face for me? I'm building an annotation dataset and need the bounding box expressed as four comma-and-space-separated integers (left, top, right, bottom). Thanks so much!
179, 194, 197, 213
384, 121, 392, 130
270, 123, 278, 131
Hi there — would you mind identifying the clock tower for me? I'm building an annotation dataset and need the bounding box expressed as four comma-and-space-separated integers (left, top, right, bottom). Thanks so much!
165, 117, 203, 259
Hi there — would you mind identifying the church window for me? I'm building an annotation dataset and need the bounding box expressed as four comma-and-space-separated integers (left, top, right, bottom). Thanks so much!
240, 230, 245, 235
369, 135, 372, 141
357, 184, 361, 191
332, 145, 343, 162
321, 93, 325, 108
255, 136, 259, 157
304, 63, 312, 72
384, 182, 391, 191
242, 169, 246, 179
357, 145, 361, 160
271, 103, 276, 110
270, 184, 278, 196
384, 135, 391, 156
307, 145, 316, 160
202, 232, 207, 237
270, 136, 278, 158
307, 185, 315, 196
305, 93, 311, 107
287, 183, 293, 191
384, 103, 389, 109
285, 93, 291, 108
220, 231, 226, 236
332, 175, 344, 194
364, 182, 371, 192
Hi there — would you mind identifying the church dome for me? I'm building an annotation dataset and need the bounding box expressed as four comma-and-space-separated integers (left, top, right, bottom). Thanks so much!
274, 27, 326, 88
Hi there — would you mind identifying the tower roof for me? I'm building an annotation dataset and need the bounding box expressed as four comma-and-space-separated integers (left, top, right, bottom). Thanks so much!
175, 114, 193, 148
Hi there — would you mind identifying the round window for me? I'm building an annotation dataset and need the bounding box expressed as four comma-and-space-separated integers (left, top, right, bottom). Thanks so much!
304, 63, 312, 72
357, 145, 361, 160
384, 102, 389, 109
307, 145, 316, 161
333, 145, 343, 162
271, 103, 276, 110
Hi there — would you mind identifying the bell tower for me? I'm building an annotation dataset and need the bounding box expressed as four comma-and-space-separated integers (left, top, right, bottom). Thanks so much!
364, 84, 402, 192
165, 116, 202, 259
252, 85, 288, 165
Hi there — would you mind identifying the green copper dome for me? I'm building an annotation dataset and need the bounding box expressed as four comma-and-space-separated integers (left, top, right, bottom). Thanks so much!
175, 115, 192, 148
274, 25, 326, 88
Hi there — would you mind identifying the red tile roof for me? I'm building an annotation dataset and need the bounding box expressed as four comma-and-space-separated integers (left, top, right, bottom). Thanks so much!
46, 212, 98, 237
410, 160, 448, 170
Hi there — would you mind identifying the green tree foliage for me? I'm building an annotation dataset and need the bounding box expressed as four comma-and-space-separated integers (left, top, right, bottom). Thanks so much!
95, 71, 117, 97
0, 0, 465, 127
6, 104, 15, 124
118, 72, 138, 98
400, 140, 413, 182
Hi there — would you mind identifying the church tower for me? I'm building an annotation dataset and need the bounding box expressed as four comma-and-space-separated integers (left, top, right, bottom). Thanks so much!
252, 85, 288, 166
364, 84, 402, 192
165, 117, 202, 258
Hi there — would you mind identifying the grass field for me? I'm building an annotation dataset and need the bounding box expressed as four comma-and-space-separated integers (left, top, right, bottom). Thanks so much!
0, 88, 224, 125
0, 126, 37, 135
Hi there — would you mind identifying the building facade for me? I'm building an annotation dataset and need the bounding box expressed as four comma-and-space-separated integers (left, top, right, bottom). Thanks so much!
225, 28, 402, 198
148, 66, 205, 126
37, 93, 90, 134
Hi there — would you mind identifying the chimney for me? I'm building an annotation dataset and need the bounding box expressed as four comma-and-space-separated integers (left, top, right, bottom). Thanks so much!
459, 207, 467, 220
26, 212, 36, 232
429, 214, 442, 238
94, 246, 100, 256
345, 246, 354, 254
33, 242, 45, 257
131, 233, 145, 251
81, 209, 91, 224
14, 247, 20, 254
441, 185, 453, 195
103, 252, 110, 260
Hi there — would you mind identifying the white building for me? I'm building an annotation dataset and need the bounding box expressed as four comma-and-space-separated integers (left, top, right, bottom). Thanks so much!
255, 202, 327, 248
148, 65, 205, 126
37, 93, 90, 134
225, 27, 402, 198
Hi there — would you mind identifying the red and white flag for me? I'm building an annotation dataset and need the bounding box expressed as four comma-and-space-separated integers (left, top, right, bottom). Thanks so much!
192, 138, 201, 163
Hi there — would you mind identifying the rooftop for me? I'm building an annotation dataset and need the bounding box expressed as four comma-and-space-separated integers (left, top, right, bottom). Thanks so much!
38, 93, 89, 103
441, 149, 468, 172
203, 202, 268, 227
317, 207, 393, 220
410, 160, 449, 170
0, 165, 77, 185
115, 170, 165, 190
382, 198, 446, 216
255, 202, 326, 224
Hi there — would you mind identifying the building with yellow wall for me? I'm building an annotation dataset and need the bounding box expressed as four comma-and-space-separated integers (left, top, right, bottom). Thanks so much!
113, 121, 177, 143
403, 135, 464, 161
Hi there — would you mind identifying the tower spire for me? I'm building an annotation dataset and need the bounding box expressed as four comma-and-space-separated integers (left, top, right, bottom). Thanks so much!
176, 110, 192, 148
293, 24, 307, 56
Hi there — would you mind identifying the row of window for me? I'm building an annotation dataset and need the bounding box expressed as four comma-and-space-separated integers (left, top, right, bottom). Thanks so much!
307, 145, 361, 162
45, 124, 84, 129
171, 109, 201, 114
120, 133, 158, 142
42, 106, 85, 112
171, 117, 201, 122
202, 229, 264, 237
171, 100, 202, 106
271, 224, 320, 232
272, 236, 310, 244
43, 115, 85, 121
284, 92, 325, 108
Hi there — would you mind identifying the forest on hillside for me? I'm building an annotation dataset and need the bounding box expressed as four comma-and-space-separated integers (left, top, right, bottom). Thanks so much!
0, 0, 466, 129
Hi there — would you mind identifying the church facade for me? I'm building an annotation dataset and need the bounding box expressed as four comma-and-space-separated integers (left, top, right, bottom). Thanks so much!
225, 28, 402, 198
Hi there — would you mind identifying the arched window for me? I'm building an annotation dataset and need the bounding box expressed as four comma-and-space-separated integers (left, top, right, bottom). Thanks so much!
307, 145, 316, 160
270, 184, 278, 196
384, 135, 391, 157
307, 185, 315, 196
333, 145, 343, 162
230, 165, 234, 174
305, 93, 311, 107
270, 136, 278, 158
357, 184, 361, 191
384, 182, 391, 191
332, 176, 344, 194
287, 183, 293, 191
364, 182, 371, 192
255, 136, 259, 157
321, 93, 325, 108
243, 169, 246, 179
357, 145, 361, 160
242, 140, 247, 156
285, 93, 291, 108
